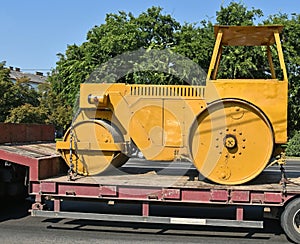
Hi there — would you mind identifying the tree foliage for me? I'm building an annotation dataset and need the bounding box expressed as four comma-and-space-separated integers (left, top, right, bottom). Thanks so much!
0, 63, 40, 122
5, 103, 47, 124
38, 82, 73, 131
264, 13, 300, 135
1, 2, 300, 148
174, 20, 214, 74
0, 63, 14, 121
216, 2, 263, 25
216, 2, 268, 79
49, 7, 184, 106
49, 3, 270, 103
286, 131, 300, 157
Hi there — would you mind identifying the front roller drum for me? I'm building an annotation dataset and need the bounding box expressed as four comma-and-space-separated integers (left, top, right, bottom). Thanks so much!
57, 120, 128, 175
190, 99, 274, 185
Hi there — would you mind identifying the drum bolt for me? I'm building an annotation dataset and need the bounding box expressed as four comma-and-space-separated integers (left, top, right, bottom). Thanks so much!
221, 172, 227, 179
224, 134, 237, 149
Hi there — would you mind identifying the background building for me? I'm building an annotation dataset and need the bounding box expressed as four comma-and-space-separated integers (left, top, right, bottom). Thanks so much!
8, 67, 47, 90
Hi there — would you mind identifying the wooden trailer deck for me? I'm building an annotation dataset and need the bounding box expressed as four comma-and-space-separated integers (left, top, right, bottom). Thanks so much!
0, 142, 65, 181
0, 141, 299, 206
30, 163, 300, 208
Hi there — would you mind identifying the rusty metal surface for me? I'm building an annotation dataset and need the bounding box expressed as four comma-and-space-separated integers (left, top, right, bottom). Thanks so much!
213, 25, 284, 46
0, 123, 55, 144
0, 143, 59, 158
29, 170, 300, 206
0, 142, 64, 181
38, 170, 285, 190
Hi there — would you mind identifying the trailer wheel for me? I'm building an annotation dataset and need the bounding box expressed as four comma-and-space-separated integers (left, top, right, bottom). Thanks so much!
281, 198, 300, 243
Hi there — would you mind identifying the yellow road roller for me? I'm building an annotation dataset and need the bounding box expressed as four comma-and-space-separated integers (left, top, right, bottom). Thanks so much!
57, 25, 288, 185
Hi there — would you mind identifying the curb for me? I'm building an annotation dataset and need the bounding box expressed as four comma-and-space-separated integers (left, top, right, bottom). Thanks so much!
287, 157, 300, 161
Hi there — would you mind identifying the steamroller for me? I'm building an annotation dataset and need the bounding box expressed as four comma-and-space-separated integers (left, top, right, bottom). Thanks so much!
57, 25, 288, 185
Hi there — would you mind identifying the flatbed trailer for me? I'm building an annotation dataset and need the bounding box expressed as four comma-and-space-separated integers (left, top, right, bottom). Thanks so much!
1, 141, 300, 242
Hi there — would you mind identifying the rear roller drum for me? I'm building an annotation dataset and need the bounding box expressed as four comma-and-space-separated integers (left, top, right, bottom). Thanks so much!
190, 99, 274, 185
59, 120, 128, 175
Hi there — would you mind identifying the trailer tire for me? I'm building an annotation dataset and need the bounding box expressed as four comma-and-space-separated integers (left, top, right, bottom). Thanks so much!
281, 198, 300, 243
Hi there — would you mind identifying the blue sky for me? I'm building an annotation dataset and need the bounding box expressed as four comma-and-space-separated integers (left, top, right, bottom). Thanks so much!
1, 0, 299, 73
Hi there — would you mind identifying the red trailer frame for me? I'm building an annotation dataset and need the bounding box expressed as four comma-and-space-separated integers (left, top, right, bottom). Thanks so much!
28, 167, 297, 227
0, 139, 300, 242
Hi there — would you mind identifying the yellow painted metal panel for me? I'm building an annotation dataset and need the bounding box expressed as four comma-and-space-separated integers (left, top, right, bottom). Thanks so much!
163, 100, 185, 147
205, 79, 288, 143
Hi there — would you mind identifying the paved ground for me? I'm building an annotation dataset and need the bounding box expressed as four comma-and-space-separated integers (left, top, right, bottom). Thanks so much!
0, 200, 291, 244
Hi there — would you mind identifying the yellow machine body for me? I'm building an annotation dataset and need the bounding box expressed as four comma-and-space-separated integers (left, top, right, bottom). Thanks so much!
57, 25, 288, 185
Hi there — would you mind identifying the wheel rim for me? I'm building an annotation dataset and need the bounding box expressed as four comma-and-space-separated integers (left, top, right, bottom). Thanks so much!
293, 209, 300, 233
190, 99, 274, 185
61, 120, 127, 175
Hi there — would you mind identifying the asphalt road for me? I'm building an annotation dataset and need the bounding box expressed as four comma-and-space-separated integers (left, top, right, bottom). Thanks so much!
0, 158, 298, 244
0, 200, 290, 244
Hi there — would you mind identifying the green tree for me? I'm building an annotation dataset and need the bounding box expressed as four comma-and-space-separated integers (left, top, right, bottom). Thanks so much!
0, 63, 14, 121
5, 103, 47, 124
264, 13, 300, 135
14, 76, 40, 107
50, 6, 183, 106
0, 63, 41, 122
38, 81, 73, 131
216, 1, 263, 25
286, 131, 300, 157
174, 20, 214, 74
216, 2, 266, 79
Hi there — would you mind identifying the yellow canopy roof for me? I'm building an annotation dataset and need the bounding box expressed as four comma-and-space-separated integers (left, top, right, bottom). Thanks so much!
214, 25, 284, 46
